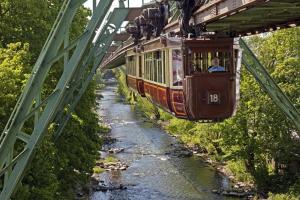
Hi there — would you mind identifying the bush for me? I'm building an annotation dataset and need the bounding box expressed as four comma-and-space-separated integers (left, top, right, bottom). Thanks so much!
226, 160, 254, 183
267, 193, 299, 200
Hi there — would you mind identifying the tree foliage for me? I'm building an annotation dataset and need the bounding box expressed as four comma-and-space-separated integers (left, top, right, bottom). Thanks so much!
0, 43, 31, 130
207, 29, 300, 195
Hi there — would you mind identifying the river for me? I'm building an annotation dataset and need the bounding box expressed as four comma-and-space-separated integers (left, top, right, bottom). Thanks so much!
90, 80, 239, 200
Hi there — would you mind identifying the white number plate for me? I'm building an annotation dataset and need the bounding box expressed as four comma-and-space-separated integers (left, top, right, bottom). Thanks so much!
208, 92, 220, 104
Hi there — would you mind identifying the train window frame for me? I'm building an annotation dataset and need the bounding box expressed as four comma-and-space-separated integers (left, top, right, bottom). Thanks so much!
143, 49, 167, 86
170, 48, 184, 88
138, 55, 142, 78
162, 50, 166, 84
188, 44, 236, 76
126, 55, 134, 77
164, 50, 170, 87
187, 49, 232, 74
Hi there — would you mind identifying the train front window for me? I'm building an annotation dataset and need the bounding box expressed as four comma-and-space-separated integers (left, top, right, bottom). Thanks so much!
188, 50, 230, 74
172, 49, 183, 86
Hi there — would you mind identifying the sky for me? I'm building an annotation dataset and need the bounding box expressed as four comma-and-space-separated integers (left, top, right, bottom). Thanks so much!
83, 0, 152, 10
83, 0, 154, 42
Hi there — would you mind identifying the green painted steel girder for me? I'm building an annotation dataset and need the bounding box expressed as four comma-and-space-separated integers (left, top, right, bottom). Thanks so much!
53, 5, 130, 139
0, 0, 116, 199
240, 39, 300, 133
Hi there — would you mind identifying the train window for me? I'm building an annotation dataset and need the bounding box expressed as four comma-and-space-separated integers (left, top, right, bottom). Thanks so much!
147, 54, 150, 80
145, 54, 148, 79
127, 56, 136, 76
149, 53, 153, 81
172, 49, 183, 86
144, 53, 151, 80
143, 51, 166, 84
188, 50, 231, 73
139, 56, 142, 77
155, 51, 162, 83
162, 51, 166, 84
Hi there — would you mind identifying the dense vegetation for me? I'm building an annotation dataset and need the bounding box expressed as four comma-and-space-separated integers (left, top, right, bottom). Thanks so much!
116, 28, 300, 199
0, 0, 104, 199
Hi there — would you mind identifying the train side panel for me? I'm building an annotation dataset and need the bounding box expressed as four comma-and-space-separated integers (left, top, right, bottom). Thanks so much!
169, 89, 187, 118
184, 73, 235, 120
136, 79, 145, 97
126, 75, 138, 91
144, 81, 174, 114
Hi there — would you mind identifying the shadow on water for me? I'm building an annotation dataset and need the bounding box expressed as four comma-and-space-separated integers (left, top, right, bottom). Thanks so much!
91, 79, 241, 200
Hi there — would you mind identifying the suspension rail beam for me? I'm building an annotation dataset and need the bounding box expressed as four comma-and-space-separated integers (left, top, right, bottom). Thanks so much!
240, 39, 300, 133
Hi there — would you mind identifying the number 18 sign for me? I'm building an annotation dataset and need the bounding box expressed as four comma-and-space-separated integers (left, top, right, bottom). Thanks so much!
208, 92, 221, 104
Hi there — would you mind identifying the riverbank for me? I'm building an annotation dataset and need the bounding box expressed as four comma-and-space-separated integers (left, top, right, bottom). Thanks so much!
90, 79, 242, 200
111, 70, 259, 199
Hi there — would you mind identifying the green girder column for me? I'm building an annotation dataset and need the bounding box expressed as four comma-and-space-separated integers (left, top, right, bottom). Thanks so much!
0, 0, 114, 199
53, 3, 130, 139
169, 1, 180, 23
240, 39, 300, 132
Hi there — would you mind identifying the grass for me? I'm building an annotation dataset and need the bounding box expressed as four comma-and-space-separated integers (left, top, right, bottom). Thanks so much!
267, 193, 300, 200
93, 166, 105, 174
102, 156, 118, 163
226, 160, 254, 183
93, 156, 118, 174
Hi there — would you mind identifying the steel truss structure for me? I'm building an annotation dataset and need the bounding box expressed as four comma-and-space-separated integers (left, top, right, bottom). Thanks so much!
0, 0, 133, 199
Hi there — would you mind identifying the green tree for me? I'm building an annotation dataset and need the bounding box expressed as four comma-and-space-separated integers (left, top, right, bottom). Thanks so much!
0, 43, 31, 130
0, 1, 101, 199
219, 28, 300, 193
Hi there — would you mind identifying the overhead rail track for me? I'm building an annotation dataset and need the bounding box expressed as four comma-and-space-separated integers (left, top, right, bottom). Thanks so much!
165, 0, 300, 35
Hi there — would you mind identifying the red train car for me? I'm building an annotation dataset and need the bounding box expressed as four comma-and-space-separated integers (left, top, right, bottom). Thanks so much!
125, 37, 242, 121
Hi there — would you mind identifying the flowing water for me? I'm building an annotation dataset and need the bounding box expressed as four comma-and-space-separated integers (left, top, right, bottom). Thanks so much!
90, 80, 239, 200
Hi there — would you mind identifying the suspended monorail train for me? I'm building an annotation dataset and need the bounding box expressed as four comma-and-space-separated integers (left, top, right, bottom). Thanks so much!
125, 36, 242, 121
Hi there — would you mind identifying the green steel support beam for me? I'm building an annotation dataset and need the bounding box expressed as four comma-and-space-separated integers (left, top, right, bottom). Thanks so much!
169, 1, 180, 23
240, 39, 300, 133
0, 0, 115, 199
93, 0, 97, 12
53, 3, 129, 139
0, 0, 78, 187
